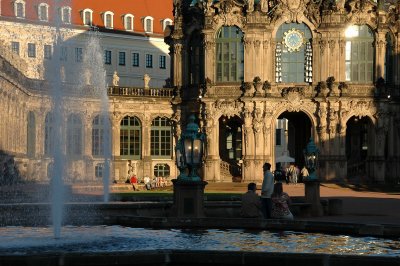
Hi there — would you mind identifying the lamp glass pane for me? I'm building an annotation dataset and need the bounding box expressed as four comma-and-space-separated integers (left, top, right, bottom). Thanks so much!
184, 139, 192, 164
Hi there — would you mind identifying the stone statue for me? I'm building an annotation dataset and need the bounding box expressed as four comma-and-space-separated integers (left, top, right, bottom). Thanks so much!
246, 0, 254, 12
260, 0, 268, 12
143, 74, 151, 89
112, 71, 120, 87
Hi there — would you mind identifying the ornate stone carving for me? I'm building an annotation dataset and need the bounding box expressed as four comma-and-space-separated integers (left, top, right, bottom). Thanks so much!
270, 0, 310, 23
281, 87, 305, 112
252, 108, 263, 133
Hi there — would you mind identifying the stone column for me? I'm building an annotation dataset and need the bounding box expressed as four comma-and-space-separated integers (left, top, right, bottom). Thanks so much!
375, 31, 387, 80
142, 115, 152, 179
203, 31, 215, 82
172, 41, 183, 87
242, 106, 255, 181
253, 106, 264, 181
319, 37, 328, 81
338, 39, 346, 82
204, 110, 220, 181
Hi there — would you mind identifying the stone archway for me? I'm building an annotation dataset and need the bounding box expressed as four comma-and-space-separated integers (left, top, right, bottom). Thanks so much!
346, 116, 375, 183
275, 111, 312, 172
218, 115, 243, 182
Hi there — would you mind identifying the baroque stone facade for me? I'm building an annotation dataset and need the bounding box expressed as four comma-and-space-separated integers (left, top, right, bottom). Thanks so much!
167, 0, 400, 183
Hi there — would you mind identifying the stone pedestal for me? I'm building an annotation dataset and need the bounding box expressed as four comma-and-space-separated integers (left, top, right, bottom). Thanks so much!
171, 179, 208, 218
304, 180, 323, 216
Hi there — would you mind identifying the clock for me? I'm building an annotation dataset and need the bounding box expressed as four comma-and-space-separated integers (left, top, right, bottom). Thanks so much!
283, 29, 304, 52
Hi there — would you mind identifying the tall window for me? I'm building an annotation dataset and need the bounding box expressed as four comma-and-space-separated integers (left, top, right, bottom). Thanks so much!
146, 54, 153, 68
95, 163, 104, 178
120, 116, 141, 159
28, 43, 36, 58
61, 6, 71, 24
119, 52, 126, 66
104, 50, 112, 64
276, 129, 282, 146
345, 25, 374, 83
60, 46, 68, 61
75, 47, 83, 62
132, 52, 139, 67
144, 16, 153, 33
27, 111, 36, 158
11, 42, 20, 55
44, 113, 54, 156
14, 0, 25, 18
104, 11, 114, 28
124, 14, 134, 31
151, 117, 172, 158
159, 55, 166, 69
92, 115, 105, 156
385, 33, 393, 84
67, 114, 82, 157
188, 30, 205, 84
44, 45, 52, 59
82, 9, 93, 26
38, 3, 49, 21
216, 26, 244, 82
275, 23, 312, 83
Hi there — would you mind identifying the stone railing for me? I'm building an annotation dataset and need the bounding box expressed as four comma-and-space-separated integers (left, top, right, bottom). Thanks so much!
108, 86, 174, 98
220, 160, 242, 182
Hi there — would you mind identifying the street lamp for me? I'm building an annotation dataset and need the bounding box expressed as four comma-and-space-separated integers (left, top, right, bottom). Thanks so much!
176, 115, 205, 181
303, 137, 319, 181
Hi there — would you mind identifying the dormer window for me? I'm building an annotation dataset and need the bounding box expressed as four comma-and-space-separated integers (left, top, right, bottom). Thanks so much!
143, 16, 154, 33
103, 11, 114, 29
61, 6, 71, 24
162, 18, 173, 31
124, 14, 134, 31
82, 9, 93, 26
14, 0, 25, 18
38, 3, 49, 21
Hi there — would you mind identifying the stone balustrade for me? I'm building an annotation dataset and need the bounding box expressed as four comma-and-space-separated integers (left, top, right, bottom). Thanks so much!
108, 86, 174, 97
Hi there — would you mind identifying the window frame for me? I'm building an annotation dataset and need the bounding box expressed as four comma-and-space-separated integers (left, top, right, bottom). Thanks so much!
119, 51, 126, 66
154, 164, 170, 178
124, 14, 134, 31
66, 114, 83, 158
82, 8, 93, 26
120, 116, 142, 159
11, 41, 20, 55
145, 54, 153, 68
44, 113, 54, 156
143, 16, 154, 33
162, 18, 173, 31
44, 44, 52, 60
159, 55, 166, 69
75, 47, 83, 63
61, 6, 72, 24
104, 50, 112, 65
38, 3, 49, 21
14, 0, 25, 18
28, 43, 36, 58
92, 115, 105, 157
150, 117, 172, 158
132, 52, 140, 67
27, 111, 36, 158
103, 11, 114, 29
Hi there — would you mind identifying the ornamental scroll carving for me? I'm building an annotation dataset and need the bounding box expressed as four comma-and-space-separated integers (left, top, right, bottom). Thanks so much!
281, 87, 305, 112
269, 0, 310, 24
212, 99, 244, 119
211, 0, 246, 29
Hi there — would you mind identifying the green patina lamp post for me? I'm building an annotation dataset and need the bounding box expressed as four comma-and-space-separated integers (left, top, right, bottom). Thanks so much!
303, 138, 323, 216
172, 115, 207, 218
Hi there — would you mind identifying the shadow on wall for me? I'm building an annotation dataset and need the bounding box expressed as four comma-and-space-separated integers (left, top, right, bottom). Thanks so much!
0, 150, 23, 185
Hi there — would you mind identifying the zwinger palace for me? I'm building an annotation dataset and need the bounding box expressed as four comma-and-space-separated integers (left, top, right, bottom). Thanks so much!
0, 0, 399, 184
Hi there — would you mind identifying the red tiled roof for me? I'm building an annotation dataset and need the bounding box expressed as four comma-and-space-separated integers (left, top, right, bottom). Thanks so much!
1, 0, 173, 35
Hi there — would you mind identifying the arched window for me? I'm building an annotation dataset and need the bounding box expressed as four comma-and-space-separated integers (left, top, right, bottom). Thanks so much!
14, 0, 25, 18
27, 111, 36, 158
92, 115, 105, 156
154, 163, 170, 177
44, 113, 54, 156
216, 26, 244, 82
275, 23, 312, 83
67, 114, 83, 157
82, 8, 93, 26
188, 30, 205, 85
103, 11, 114, 29
385, 33, 393, 84
162, 18, 172, 31
124, 14, 134, 31
143, 16, 154, 33
61, 6, 71, 24
151, 117, 172, 158
38, 3, 49, 21
120, 116, 141, 159
345, 25, 374, 83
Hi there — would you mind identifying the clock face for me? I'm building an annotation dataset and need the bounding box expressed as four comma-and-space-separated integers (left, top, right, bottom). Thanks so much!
283, 29, 304, 52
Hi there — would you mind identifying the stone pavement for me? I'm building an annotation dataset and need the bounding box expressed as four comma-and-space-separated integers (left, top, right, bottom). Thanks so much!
206, 182, 400, 226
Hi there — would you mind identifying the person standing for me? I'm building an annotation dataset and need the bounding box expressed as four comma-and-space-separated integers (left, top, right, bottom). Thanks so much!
261, 162, 274, 218
240, 183, 262, 218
